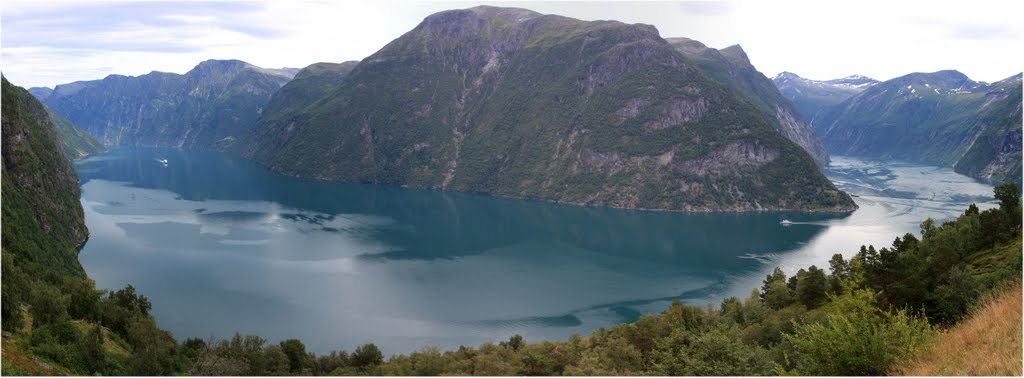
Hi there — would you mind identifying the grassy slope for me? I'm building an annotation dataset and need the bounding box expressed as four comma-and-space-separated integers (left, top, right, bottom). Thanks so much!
891, 281, 1022, 376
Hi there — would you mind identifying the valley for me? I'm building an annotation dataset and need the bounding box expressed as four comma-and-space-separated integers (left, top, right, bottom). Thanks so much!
2, 3, 1021, 376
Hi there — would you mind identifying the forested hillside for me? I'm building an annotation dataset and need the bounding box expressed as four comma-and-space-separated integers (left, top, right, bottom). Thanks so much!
2, 78, 181, 375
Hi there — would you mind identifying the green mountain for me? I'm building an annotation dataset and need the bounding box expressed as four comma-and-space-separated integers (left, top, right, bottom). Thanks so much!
1, 77, 89, 278
772, 72, 878, 122
44, 105, 105, 160
38, 60, 297, 150
813, 71, 1022, 184
667, 38, 828, 164
244, 6, 854, 212
257, 61, 358, 124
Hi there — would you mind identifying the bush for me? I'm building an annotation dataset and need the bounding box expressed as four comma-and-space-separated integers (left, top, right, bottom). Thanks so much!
784, 289, 934, 375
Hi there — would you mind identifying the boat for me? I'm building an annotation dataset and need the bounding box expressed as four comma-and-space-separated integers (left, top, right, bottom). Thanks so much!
780, 219, 793, 225
154, 158, 168, 166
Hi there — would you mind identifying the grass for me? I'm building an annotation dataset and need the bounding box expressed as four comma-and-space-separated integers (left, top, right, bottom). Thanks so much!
890, 280, 1022, 376
2, 336, 56, 376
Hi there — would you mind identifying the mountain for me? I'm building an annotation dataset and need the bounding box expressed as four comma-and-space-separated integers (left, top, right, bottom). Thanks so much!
813, 71, 1022, 184
45, 106, 106, 160
1, 77, 89, 277
667, 38, 828, 164
257, 61, 359, 123
28, 86, 52, 99
244, 6, 855, 212
39, 59, 297, 150
772, 71, 878, 122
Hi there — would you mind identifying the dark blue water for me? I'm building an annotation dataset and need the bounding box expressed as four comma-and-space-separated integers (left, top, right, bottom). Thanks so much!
74, 148, 996, 354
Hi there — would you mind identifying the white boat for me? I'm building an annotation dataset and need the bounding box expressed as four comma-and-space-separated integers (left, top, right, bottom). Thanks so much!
155, 158, 168, 166
780, 219, 793, 225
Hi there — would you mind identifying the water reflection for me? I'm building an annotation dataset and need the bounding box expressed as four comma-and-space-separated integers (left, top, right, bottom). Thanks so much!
75, 149, 994, 354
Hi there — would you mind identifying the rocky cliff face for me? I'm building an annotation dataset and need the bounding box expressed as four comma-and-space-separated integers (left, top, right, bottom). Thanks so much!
244, 6, 855, 212
667, 38, 829, 164
814, 71, 1021, 185
38, 60, 296, 150
2, 77, 90, 276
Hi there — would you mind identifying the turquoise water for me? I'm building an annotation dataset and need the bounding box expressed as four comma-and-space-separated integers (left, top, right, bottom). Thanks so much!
75, 148, 996, 354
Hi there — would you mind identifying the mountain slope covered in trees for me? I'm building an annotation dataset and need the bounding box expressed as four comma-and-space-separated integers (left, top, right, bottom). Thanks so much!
244, 6, 853, 212
35, 60, 296, 150
1, 77, 90, 278
667, 38, 828, 164
45, 106, 105, 160
812, 71, 1022, 184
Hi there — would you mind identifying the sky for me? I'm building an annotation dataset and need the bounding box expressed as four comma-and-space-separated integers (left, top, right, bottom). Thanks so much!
2, 0, 1022, 89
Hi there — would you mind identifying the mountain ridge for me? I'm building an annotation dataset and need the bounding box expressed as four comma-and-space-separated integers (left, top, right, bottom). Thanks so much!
812, 70, 1022, 184
242, 5, 854, 212
772, 71, 879, 122
39, 59, 298, 150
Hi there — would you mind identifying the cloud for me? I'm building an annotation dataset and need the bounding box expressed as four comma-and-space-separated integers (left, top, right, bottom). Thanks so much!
1, 0, 1021, 88
947, 24, 1019, 41
677, 1, 733, 16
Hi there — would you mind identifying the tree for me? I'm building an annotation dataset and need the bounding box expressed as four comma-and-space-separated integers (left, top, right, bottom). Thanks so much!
64, 277, 103, 321
994, 182, 1022, 235
279, 338, 306, 373
501, 334, 525, 351
763, 280, 794, 310
262, 345, 291, 375
760, 267, 787, 300
927, 267, 979, 324
29, 284, 70, 326
351, 343, 384, 372
720, 297, 744, 325
795, 266, 828, 309
79, 324, 107, 374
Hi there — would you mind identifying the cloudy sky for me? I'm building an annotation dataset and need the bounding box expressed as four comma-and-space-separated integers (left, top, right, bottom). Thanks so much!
2, 0, 1021, 88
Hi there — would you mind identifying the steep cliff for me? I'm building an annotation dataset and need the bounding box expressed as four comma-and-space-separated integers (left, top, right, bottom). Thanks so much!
1, 77, 90, 277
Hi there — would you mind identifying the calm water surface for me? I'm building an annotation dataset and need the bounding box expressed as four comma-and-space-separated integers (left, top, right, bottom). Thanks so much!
75, 149, 997, 354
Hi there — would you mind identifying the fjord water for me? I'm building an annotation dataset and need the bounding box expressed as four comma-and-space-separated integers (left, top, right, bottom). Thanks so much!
75, 148, 997, 354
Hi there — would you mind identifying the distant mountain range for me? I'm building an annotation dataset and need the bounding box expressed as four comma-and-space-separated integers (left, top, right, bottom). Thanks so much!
781, 70, 1021, 184
32, 60, 298, 150
772, 72, 879, 122
240, 6, 853, 212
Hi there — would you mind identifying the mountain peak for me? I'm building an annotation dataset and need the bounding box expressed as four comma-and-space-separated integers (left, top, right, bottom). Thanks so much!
773, 71, 802, 81
719, 44, 748, 62
419, 5, 541, 31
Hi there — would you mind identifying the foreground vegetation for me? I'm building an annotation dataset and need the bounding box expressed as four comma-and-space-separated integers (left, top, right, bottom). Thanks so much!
890, 281, 1022, 376
4, 181, 1019, 375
